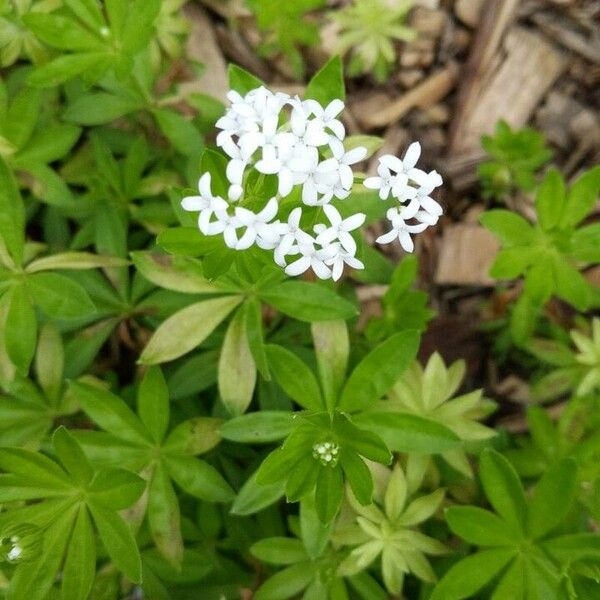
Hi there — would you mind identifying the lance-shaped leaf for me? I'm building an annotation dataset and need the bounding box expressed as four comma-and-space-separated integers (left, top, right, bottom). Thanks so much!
140, 295, 242, 364
218, 307, 257, 415
339, 330, 420, 412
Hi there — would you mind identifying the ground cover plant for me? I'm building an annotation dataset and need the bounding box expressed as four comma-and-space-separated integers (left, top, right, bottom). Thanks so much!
0, 1, 598, 599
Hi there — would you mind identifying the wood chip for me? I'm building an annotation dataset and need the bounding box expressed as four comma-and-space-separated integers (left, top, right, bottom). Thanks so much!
450, 27, 566, 153
410, 7, 447, 38
435, 224, 500, 286
454, 0, 485, 27
531, 10, 600, 63
180, 4, 228, 101
357, 63, 458, 129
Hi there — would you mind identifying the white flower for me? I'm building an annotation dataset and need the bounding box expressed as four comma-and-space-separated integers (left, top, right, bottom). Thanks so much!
315, 204, 365, 256
376, 207, 428, 253
181, 173, 229, 233
273, 207, 314, 266
290, 98, 330, 147
234, 197, 279, 250
284, 240, 337, 280
364, 162, 396, 200
304, 98, 346, 140
325, 243, 365, 282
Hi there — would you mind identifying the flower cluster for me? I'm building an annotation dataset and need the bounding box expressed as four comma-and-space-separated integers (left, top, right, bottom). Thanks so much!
182, 86, 443, 280
365, 145, 443, 252
312, 440, 340, 467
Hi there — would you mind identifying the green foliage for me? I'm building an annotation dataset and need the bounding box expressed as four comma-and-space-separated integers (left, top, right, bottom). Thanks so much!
433, 450, 600, 599
336, 462, 447, 594
331, 0, 417, 82
246, 0, 326, 78
0, 5, 597, 599
480, 166, 600, 344
479, 120, 553, 199
526, 318, 600, 400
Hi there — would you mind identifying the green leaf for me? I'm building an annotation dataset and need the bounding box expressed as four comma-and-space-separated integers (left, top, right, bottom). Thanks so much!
542, 533, 600, 563
0, 156, 25, 265
305, 55, 344, 105
220, 411, 294, 443
28, 53, 110, 88
446, 506, 518, 546
535, 169, 566, 231
244, 297, 270, 380
561, 165, 600, 227
26, 272, 96, 319
354, 412, 460, 453
480, 449, 527, 537
131, 251, 218, 294
286, 458, 318, 502
138, 366, 170, 444
341, 450, 373, 505
35, 323, 64, 402
26, 252, 128, 272
53, 426, 93, 486
7, 507, 76, 600
64, 92, 143, 125
15, 123, 81, 165
64, 0, 104, 29
552, 256, 591, 310
335, 415, 391, 464
5, 283, 36, 375
88, 501, 142, 583
527, 458, 577, 539
148, 463, 183, 568
165, 455, 234, 502
479, 210, 534, 246
311, 320, 348, 411
261, 281, 357, 322
23, 13, 104, 51
230, 470, 285, 516
163, 417, 222, 456
254, 562, 316, 600
315, 465, 343, 523
430, 548, 516, 600
61, 507, 96, 600
0, 447, 71, 489
153, 107, 203, 157
88, 467, 146, 510
72, 381, 153, 446
251, 537, 308, 565
300, 494, 332, 559
228, 64, 265, 95
218, 307, 257, 415
140, 295, 242, 364
339, 330, 420, 412
266, 345, 323, 411
121, 0, 161, 54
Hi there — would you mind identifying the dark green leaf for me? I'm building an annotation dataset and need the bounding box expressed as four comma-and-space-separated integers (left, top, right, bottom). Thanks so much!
165, 455, 234, 502
61, 507, 96, 600
354, 412, 460, 453
261, 281, 357, 322
305, 55, 344, 105
26, 272, 96, 319
315, 465, 343, 523
266, 345, 323, 411
480, 449, 527, 537
220, 411, 294, 443
430, 548, 516, 600
137, 366, 170, 444
88, 501, 142, 583
527, 458, 577, 539
339, 330, 420, 412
